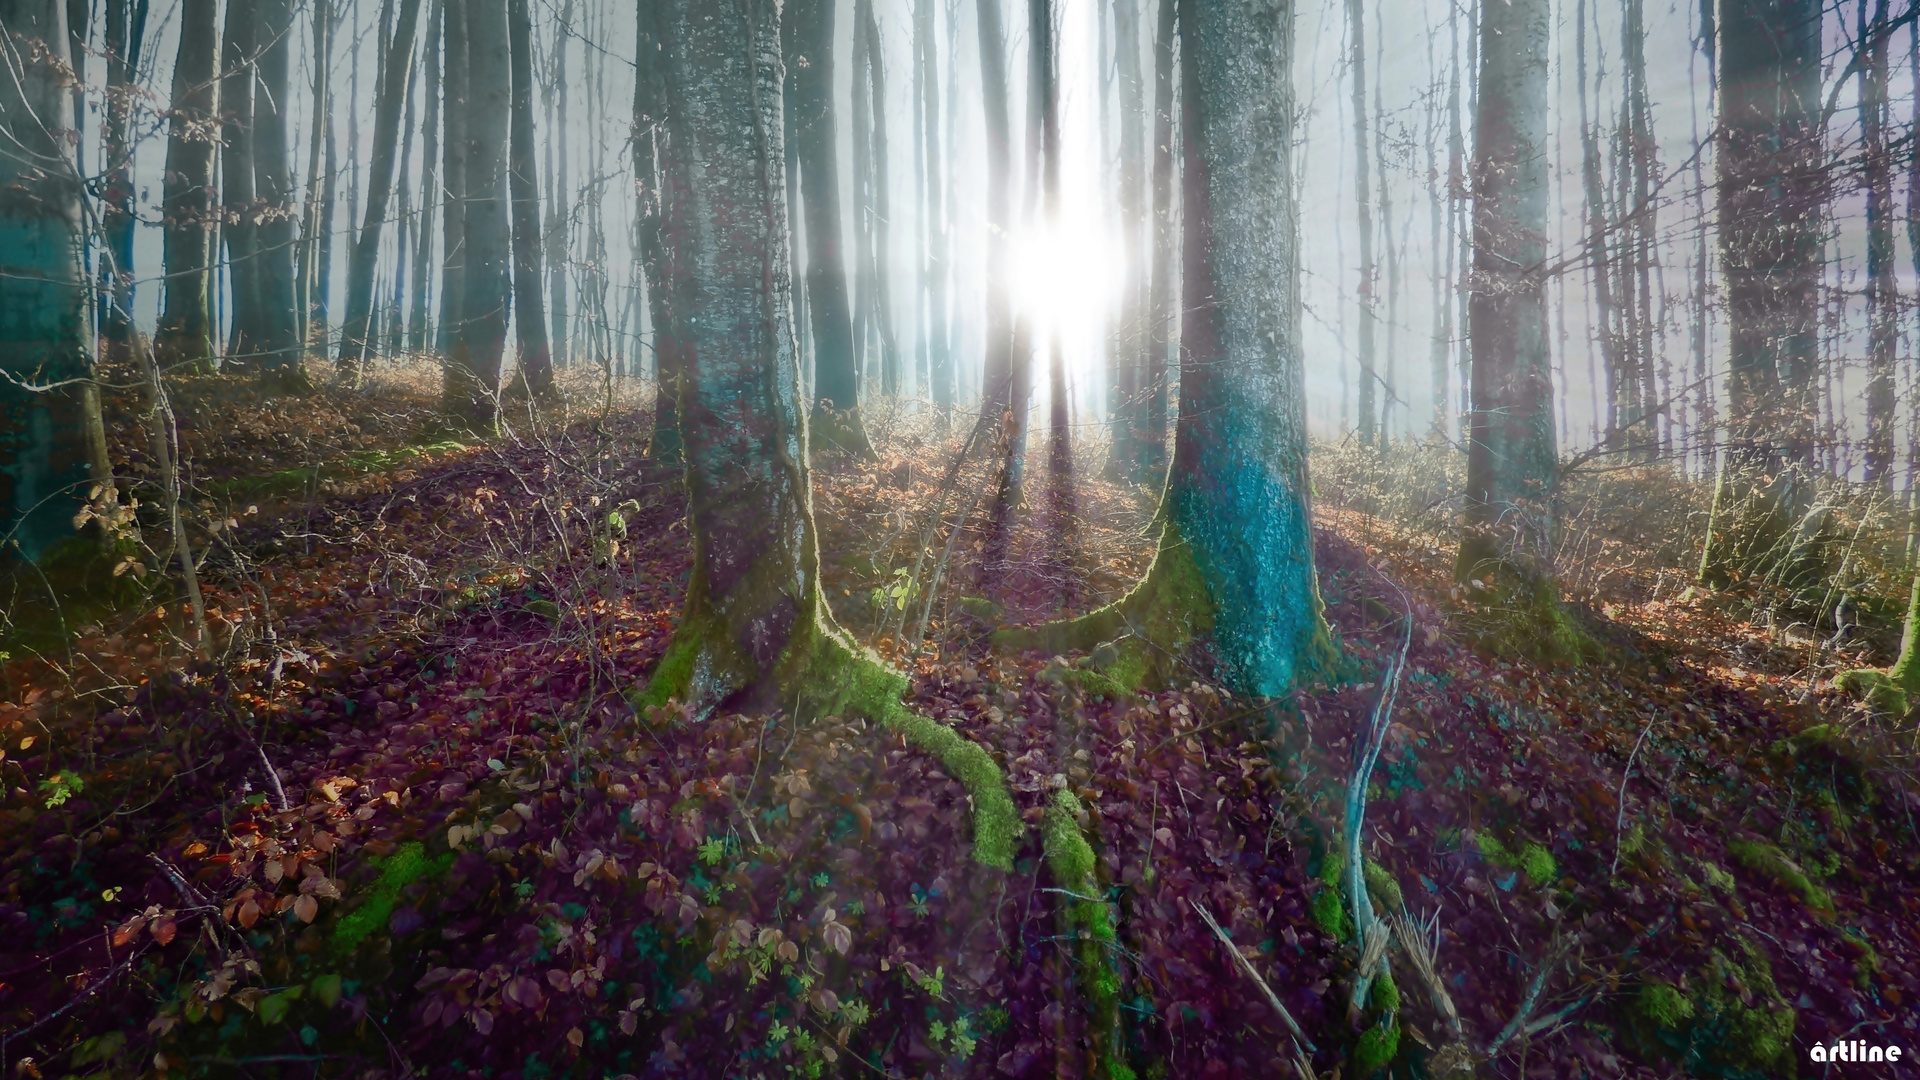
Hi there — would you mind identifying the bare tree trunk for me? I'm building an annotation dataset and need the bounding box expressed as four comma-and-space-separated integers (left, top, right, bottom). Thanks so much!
220, 0, 261, 365
408, 0, 442, 353
388, 35, 422, 358
859, 0, 902, 397
298, 0, 331, 355
1142, 0, 1173, 473
438, 0, 468, 355
336, 0, 426, 378
156, 0, 220, 370
786, 0, 869, 452
252, 0, 304, 381
446, 0, 512, 428
1458, 0, 1571, 653
507, 0, 553, 397
1346, 0, 1377, 447
1862, 0, 1896, 488
100, 0, 148, 361
545, 0, 573, 370
636, 0, 677, 463
976, 0, 1015, 414
1112, 0, 1149, 477
1373, 0, 1398, 444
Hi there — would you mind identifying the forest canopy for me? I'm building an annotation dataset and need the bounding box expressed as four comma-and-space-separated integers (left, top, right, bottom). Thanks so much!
0, 0, 1917, 1077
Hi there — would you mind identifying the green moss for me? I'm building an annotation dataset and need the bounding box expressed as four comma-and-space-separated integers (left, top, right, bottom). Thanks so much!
633, 631, 702, 710
332, 842, 453, 955
1044, 791, 1100, 889
1309, 886, 1351, 939
1041, 790, 1130, 1080
1453, 546, 1595, 662
1637, 982, 1695, 1028
1475, 831, 1557, 887
1363, 860, 1404, 913
1699, 860, 1737, 894
1371, 968, 1400, 1013
1728, 838, 1834, 918
1353, 1021, 1400, 1076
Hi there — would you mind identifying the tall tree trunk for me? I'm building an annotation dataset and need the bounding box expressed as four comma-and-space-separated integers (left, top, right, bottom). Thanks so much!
1112, 0, 1149, 476
850, 0, 876, 392
336, 0, 426, 377
409, 0, 442, 353
786, 0, 869, 453
1426, 23, 1450, 441
861, 0, 902, 397
1015, 0, 1333, 698
298, 0, 332, 355
156, 0, 220, 370
1141, 0, 1173, 474
1457, 0, 1573, 655
447, 0, 511, 427
252, 0, 304, 380
506, 0, 552, 398
1346, 0, 1377, 447
1861, 0, 1896, 488
220, 0, 261, 365
0, 0, 96, 564
1700, 0, 1823, 582
388, 35, 422, 358
438, 0, 468, 355
545, 0, 573, 370
914, 0, 952, 414
1374, 0, 1398, 444
976, 0, 1015, 415
635, 0, 678, 463
100, 0, 147, 360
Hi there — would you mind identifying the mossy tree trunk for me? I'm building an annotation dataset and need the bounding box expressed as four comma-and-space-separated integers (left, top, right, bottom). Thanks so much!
1455, 0, 1581, 658
0, 0, 95, 565
1004, 0, 1332, 700
640, 0, 1016, 871
154, 0, 219, 371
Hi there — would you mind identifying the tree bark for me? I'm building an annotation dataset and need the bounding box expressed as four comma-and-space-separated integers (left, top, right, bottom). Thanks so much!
1346, 0, 1377, 447
1457, 0, 1573, 655
785, 0, 868, 453
100, 0, 147, 360
635, 0, 678, 463
976, 0, 1015, 415
507, 0, 552, 398
437, 0, 468, 355
155, 0, 220, 370
1110, 0, 1149, 477
335, 0, 425, 377
220, 0, 261, 364
298, 0, 331, 355
544, 0, 573, 371
252, 0, 305, 380
0, 0, 95, 564
1141, 0, 1173, 474
447, 0, 512, 427
408, 0, 442, 353
1861, 0, 1896, 488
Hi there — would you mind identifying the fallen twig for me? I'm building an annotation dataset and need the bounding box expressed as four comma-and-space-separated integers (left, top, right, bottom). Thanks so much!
1188, 898, 1314, 1053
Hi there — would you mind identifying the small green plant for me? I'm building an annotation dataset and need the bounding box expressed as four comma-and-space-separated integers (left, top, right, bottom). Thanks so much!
39, 769, 84, 808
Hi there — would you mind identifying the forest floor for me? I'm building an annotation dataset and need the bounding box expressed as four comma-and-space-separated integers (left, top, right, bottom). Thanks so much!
1, 370, 1915, 1080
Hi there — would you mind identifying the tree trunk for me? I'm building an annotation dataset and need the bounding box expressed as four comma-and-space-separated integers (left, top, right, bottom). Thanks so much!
1346, 0, 1376, 447
155, 0, 220, 370
1111, 0, 1149, 477
0, 0, 94, 564
447, 0, 511, 428
545, 0, 573, 371
388, 35, 422, 358
507, 0, 552, 398
251, 0, 304, 380
786, 0, 868, 453
1141, 0, 1173, 474
100, 0, 147, 360
438, 0, 468, 355
1575, 0, 1619, 452
220, 0, 261, 365
976, 0, 1015, 415
1457, 0, 1574, 655
915, 0, 951, 414
1861, 0, 1896, 488
1011, 0, 1332, 699
336, 0, 426, 377
408, 0, 442, 354
635, 0, 678, 463
298, 0, 331, 355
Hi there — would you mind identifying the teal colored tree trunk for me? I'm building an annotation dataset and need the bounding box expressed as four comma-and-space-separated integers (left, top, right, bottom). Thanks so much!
1005, 0, 1331, 699
0, 0, 94, 564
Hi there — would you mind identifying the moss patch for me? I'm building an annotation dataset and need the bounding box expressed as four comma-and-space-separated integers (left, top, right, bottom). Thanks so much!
1042, 790, 1130, 1080
1354, 1021, 1400, 1076
332, 842, 454, 955
1728, 837, 1834, 919
1475, 831, 1557, 887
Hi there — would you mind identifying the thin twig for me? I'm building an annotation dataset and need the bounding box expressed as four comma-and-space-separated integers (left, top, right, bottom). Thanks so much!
1188, 898, 1314, 1052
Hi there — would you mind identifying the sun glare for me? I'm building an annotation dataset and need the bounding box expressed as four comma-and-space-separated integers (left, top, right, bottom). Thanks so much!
1008, 214, 1122, 396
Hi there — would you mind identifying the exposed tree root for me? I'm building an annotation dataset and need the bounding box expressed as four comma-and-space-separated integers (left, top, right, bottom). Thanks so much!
1838, 576, 1920, 715
1455, 534, 1594, 663
1042, 790, 1133, 1080
992, 519, 1214, 695
637, 603, 1021, 869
